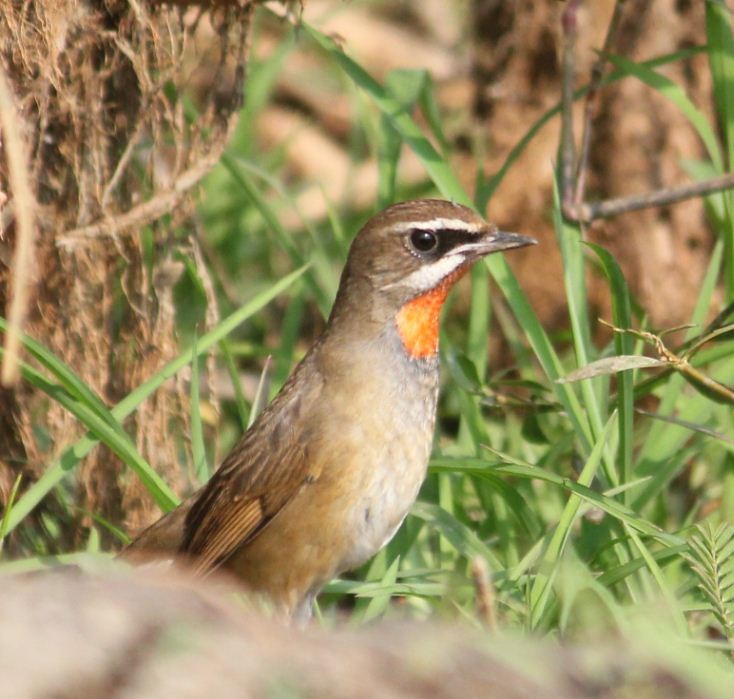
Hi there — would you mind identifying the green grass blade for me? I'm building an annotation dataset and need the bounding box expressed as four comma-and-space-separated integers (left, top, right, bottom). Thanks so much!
219, 154, 332, 317
597, 543, 688, 587
552, 182, 614, 485
219, 339, 250, 430
354, 555, 401, 624
0, 317, 123, 431
625, 524, 688, 635
604, 52, 722, 169
11, 359, 177, 510
586, 243, 635, 501
467, 265, 490, 380
303, 23, 471, 205
707, 1, 734, 168
528, 413, 617, 629
411, 501, 504, 571
706, 1, 734, 298
248, 355, 272, 428
485, 254, 594, 454
271, 294, 305, 391
190, 334, 208, 484
430, 455, 679, 544
0, 474, 22, 554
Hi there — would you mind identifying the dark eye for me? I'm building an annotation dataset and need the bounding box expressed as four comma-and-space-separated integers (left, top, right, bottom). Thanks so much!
409, 229, 438, 253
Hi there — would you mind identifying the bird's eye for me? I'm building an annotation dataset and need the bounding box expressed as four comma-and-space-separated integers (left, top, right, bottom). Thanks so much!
409, 229, 438, 253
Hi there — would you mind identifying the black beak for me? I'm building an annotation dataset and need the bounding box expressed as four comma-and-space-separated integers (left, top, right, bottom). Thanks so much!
483, 229, 538, 253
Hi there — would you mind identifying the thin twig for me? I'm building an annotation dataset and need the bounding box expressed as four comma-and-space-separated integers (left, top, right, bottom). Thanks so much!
560, 0, 582, 215
573, 173, 734, 222
58, 113, 239, 247
0, 64, 37, 386
101, 116, 146, 208
574, 1, 626, 208
601, 320, 734, 405
558, 2, 734, 225
189, 224, 222, 457
698, 299, 734, 341
471, 556, 497, 631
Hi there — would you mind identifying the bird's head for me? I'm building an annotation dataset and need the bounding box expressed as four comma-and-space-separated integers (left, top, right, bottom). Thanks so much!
329, 199, 536, 359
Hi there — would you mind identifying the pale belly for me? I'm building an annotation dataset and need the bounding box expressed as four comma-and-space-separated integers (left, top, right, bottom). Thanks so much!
226, 332, 440, 615
226, 374, 437, 614
335, 430, 432, 571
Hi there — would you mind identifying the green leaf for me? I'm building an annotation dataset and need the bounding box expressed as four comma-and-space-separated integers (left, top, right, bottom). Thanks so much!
558, 355, 666, 383
528, 413, 617, 629
411, 501, 503, 571
707, 1, 734, 168
604, 52, 722, 170
586, 242, 635, 501
9, 360, 178, 511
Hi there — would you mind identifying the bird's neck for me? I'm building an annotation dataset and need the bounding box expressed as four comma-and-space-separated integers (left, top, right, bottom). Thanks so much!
320, 307, 438, 382
326, 267, 469, 362
394, 267, 469, 359
316, 310, 440, 435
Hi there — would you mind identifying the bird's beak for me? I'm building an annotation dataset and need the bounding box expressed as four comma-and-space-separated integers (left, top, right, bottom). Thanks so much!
448, 227, 537, 259
484, 229, 538, 252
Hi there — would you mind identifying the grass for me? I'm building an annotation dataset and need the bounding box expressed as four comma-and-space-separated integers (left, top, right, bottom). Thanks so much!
3, 1, 734, 678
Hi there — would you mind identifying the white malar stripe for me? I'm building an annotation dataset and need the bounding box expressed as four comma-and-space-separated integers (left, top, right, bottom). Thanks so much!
444, 240, 492, 257
391, 217, 485, 234
394, 253, 466, 291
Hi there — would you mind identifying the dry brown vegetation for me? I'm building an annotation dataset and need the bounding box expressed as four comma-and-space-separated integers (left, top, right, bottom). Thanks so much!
0, 0, 251, 545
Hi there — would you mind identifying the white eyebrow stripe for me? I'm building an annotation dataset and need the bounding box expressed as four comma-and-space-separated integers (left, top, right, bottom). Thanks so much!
382, 253, 467, 291
391, 218, 485, 234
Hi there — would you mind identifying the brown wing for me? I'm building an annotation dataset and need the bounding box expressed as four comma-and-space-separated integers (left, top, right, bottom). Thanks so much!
181, 372, 320, 575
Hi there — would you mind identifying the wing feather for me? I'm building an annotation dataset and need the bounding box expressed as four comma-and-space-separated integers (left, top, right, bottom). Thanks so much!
188, 496, 265, 574
181, 365, 321, 573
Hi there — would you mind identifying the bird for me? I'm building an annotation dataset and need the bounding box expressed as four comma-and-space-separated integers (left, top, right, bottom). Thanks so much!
124, 198, 535, 620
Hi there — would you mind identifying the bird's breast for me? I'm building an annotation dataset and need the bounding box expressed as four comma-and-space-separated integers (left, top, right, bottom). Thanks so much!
314, 338, 440, 572
224, 325, 440, 613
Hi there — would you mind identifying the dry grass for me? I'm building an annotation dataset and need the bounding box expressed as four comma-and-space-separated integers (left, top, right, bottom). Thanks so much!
0, 0, 252, 546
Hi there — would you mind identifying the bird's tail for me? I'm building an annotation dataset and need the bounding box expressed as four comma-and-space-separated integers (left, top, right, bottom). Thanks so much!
120, 493, 198, 560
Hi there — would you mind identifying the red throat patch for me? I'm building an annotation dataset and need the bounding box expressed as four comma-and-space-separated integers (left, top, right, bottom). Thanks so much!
395, 267, 470, 359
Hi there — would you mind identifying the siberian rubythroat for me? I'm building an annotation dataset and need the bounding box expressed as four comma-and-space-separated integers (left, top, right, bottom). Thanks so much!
126, 199, 535, 620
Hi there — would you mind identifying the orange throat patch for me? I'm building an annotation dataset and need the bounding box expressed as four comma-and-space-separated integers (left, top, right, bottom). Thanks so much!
395, 267, 469, 359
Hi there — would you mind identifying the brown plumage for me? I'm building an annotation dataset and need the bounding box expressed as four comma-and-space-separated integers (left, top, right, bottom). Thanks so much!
124, 199, 535, 619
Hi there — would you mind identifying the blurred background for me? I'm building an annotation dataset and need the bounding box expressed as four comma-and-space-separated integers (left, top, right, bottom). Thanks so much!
1, 1, 734, 676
